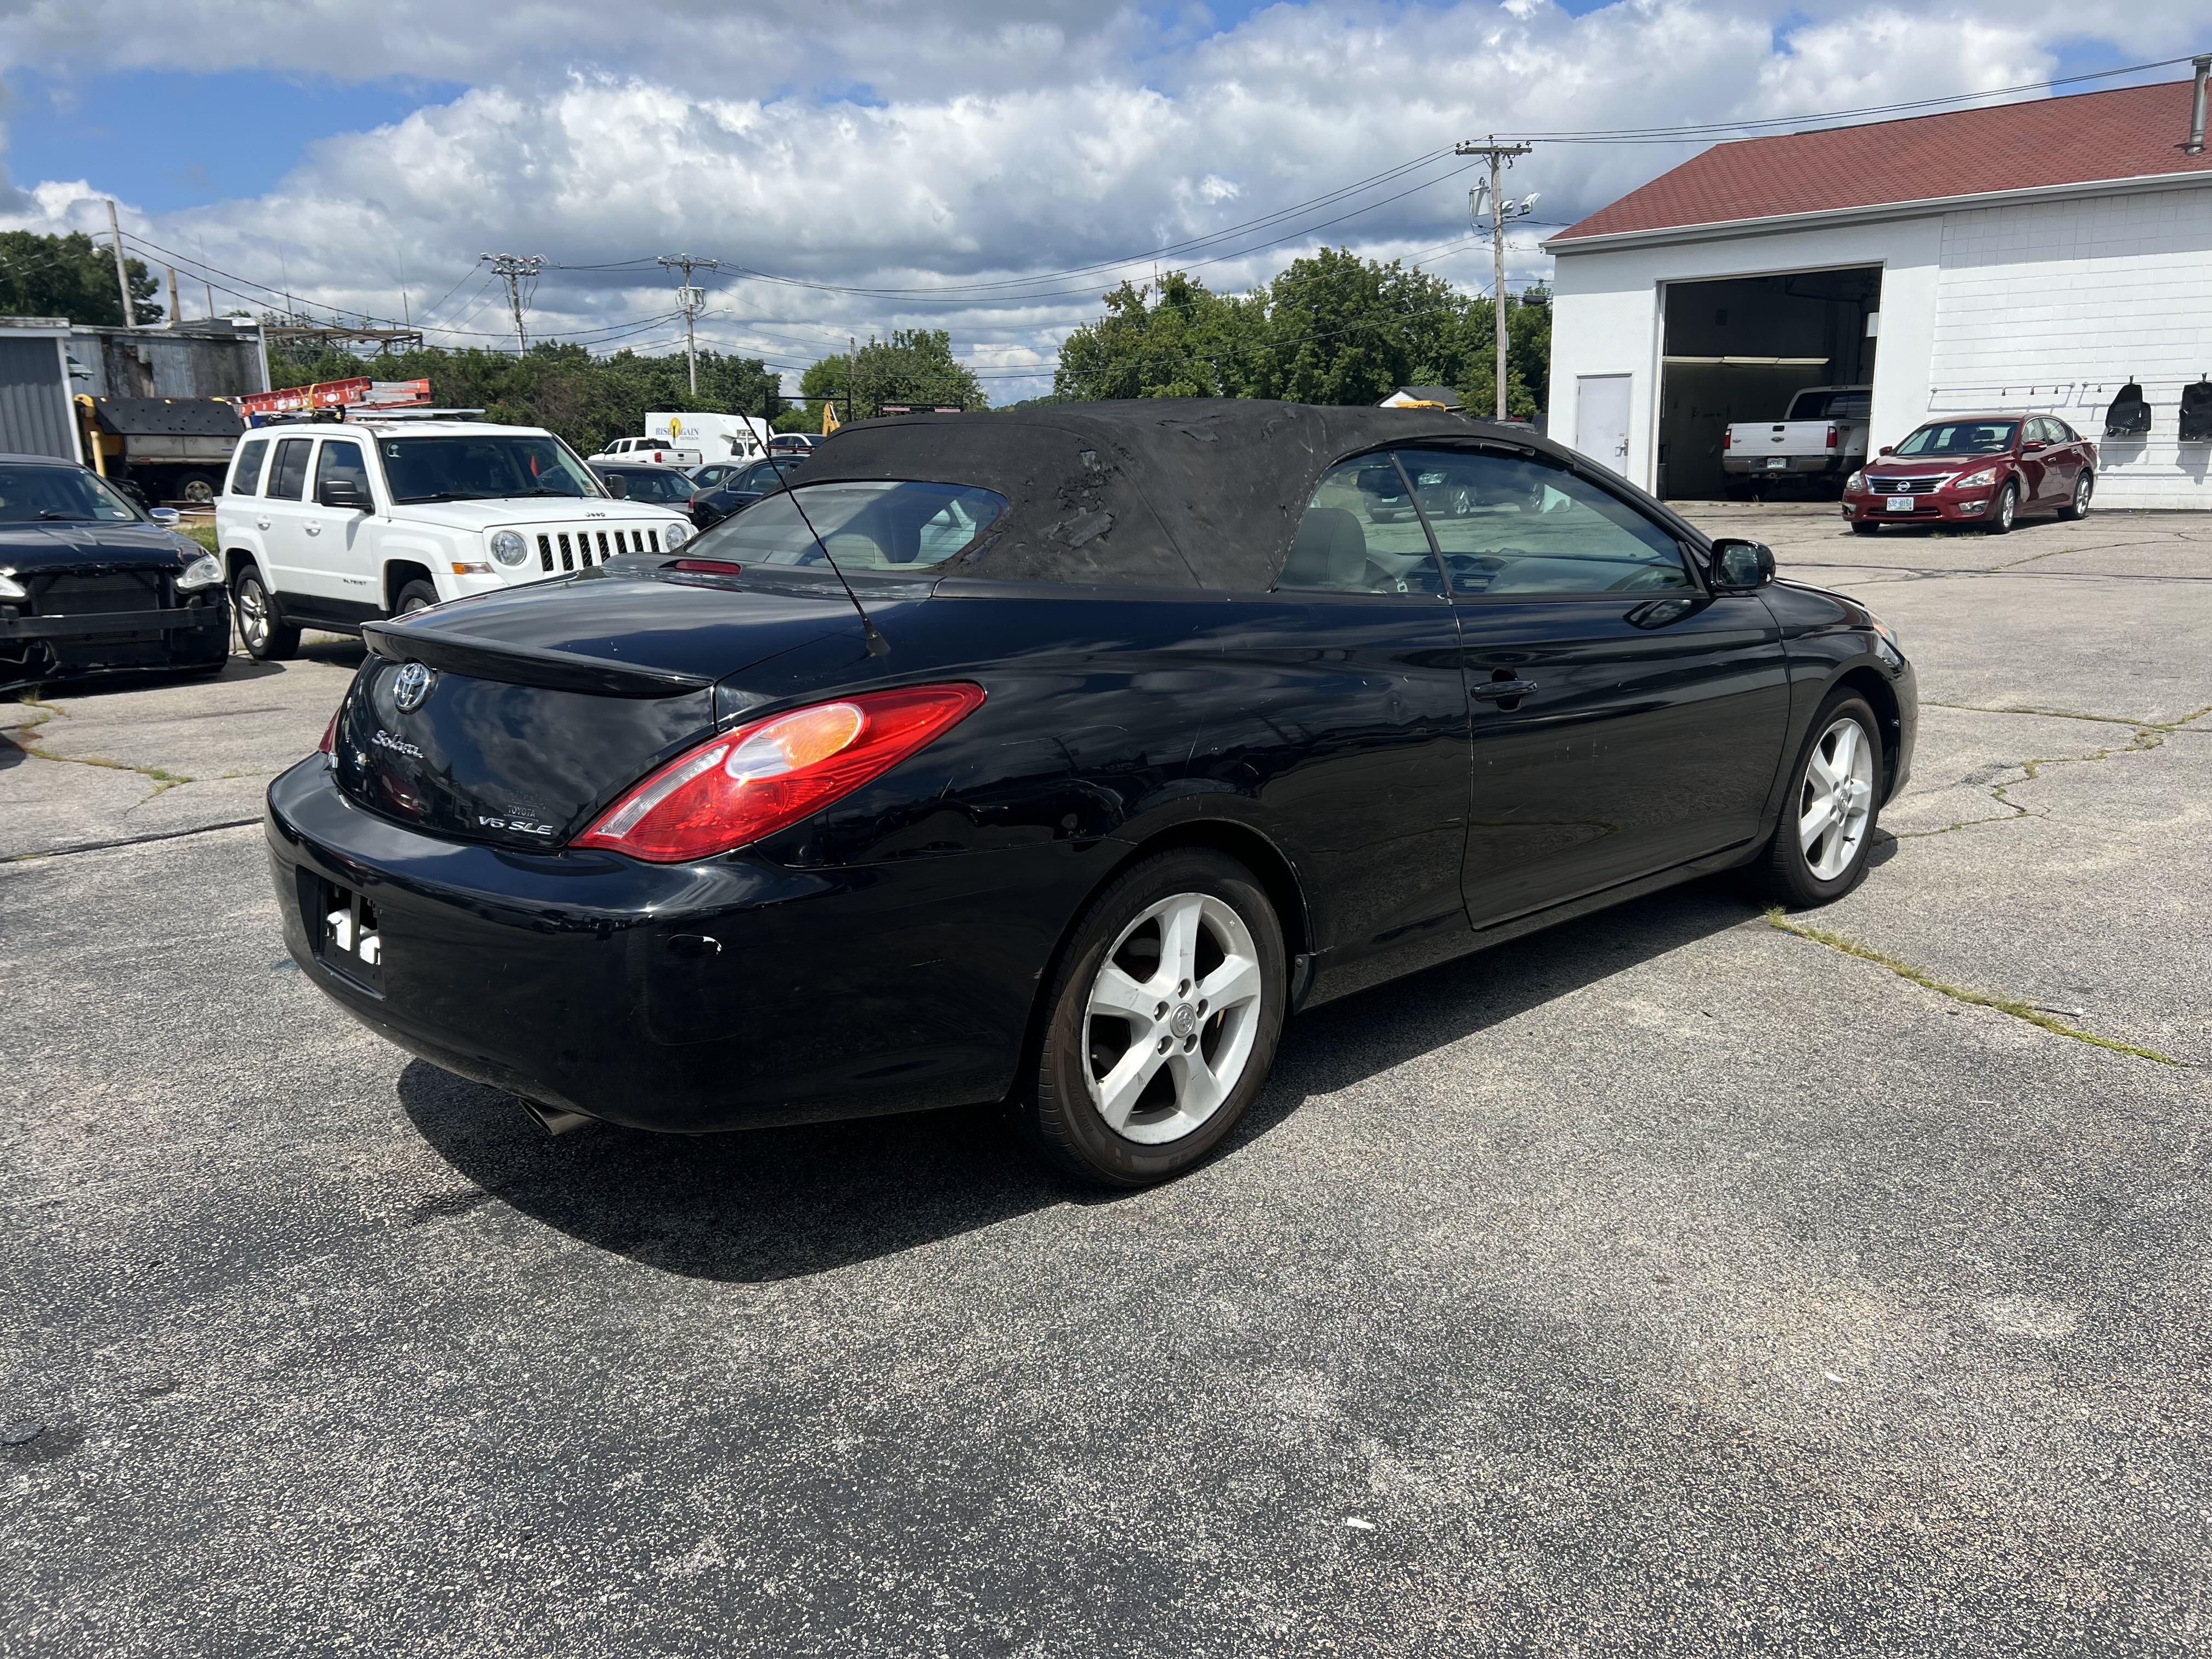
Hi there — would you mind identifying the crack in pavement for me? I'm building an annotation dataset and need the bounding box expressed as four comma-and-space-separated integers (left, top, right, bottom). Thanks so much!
1764, 910, 2186, 1066
8, 694, 270, 808
3, 817, 265, 863
1892, 701, 2212, 840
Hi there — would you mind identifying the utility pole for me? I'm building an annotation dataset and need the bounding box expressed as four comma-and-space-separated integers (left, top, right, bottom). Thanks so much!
166, 266, 180, 326
657, 253, 719, 395
105, 200, 135, 328
1455, 139, 1533, 419
480, 252, 544, 353
848, 335, 858, 425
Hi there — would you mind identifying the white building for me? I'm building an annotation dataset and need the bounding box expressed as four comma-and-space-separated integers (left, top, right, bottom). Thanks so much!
1545, 70, 2212, 507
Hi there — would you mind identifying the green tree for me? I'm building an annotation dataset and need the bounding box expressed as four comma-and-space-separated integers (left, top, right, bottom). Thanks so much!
1053, 273, 1266, 400
1253, 247, 1463, 405
799, 329, 986, 421
0, 230, 163, 325
262, 340, 783, 458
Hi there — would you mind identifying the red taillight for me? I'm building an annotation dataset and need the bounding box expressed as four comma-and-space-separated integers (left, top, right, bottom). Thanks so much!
1722, 429, 1731, 450
318, 706, 340, 754
1826, 424, 1838, 449
574, 682, 986, 862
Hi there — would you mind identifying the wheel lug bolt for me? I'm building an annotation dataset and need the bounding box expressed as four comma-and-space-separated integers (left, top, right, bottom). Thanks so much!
1156, 1001, 1169, 1018
1178, 979, 1190, 995
1158, 1036, 1171, 1053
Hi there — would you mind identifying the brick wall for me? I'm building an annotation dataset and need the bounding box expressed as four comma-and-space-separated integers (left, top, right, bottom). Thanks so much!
1929, 185, 2212, 508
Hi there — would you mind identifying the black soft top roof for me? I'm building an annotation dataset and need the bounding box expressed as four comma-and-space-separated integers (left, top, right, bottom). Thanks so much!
787, 399, 1549, 590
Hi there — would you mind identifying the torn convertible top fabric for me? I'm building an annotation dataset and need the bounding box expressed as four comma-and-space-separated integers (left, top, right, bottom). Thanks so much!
785, 399, 1507, 591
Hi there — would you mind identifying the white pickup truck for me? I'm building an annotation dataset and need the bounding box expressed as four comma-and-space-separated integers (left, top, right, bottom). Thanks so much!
588, 436, 704, 467
214, 417, 693, 661
1723, 385, 1871, 495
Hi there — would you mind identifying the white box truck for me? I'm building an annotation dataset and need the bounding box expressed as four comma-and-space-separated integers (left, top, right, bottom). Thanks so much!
645, 411, 773, 462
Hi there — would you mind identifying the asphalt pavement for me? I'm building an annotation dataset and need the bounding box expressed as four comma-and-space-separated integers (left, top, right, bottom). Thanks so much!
4, 503, 2208, 1656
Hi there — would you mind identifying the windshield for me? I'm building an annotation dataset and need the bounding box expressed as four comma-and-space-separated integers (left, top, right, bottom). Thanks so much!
1789, 390, 1870, 421
600, 469, 692, 505
689, 480, 1007, 570
1894, 421, 2017, 457
380, 435, 603, 504
0, 464, 142, 523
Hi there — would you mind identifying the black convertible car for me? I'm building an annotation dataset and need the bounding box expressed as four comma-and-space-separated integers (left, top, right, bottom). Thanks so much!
0, 453, 231, 694
268, 402, 1915, 1186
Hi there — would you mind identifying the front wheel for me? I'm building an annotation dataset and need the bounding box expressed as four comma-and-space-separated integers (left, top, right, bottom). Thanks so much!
2062, 469, 2093, 521
232, 566, 300, 662
1850, 521, 1880, 537
1983, 481, 2018, 535
1753, 692, 1885, 907
393, 580, 439, 616
1019, 849, 1286, 1188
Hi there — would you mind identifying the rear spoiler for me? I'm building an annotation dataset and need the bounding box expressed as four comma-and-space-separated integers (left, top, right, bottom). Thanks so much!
362, 620, 713, 699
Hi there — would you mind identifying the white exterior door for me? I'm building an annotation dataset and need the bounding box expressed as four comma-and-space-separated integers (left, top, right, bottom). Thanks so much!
1576, 374, 1633, 476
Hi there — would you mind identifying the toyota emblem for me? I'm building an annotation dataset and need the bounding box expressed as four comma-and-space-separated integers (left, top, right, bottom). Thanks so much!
392, 661, 436, 713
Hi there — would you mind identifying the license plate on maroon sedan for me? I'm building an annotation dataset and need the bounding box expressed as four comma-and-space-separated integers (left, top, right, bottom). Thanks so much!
1886, 495, 1914, 512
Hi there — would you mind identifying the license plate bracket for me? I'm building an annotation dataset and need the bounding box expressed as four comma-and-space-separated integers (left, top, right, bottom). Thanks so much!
1886, 495, 1915, 512
307, 874, 384, 993
1765, 456, 1788, 470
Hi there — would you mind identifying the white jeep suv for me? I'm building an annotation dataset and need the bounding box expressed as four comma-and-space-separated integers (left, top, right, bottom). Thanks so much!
214, 417, 693, 660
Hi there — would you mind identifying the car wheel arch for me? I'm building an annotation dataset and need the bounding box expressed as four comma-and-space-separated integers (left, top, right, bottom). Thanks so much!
383, 560, 437, 613
1831, 663, 1903, 800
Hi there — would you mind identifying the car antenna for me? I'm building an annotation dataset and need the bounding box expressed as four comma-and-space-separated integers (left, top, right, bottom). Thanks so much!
763, 463, 889, 657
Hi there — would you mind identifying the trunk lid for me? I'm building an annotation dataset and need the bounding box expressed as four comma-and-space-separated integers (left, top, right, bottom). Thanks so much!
332, 567, 864, 849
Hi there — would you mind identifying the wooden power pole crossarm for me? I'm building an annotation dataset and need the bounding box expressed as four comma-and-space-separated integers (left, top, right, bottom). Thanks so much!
1455, 139, 1533, 420
658, 253, 719, 396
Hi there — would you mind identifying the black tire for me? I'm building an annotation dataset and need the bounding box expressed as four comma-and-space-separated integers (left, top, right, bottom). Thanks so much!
174, 472, 219, 507
393, 580, 439, 616
1983, 481, 2018, 535
1753, 691, 1886, 907
232, 564, 300, 662
1850, 521, 1880, 536
1018, 849, 1287, 1188
2062, 469, 2092, 522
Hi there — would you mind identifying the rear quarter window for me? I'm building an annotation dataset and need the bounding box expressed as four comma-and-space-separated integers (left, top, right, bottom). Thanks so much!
229, 438, 268, 495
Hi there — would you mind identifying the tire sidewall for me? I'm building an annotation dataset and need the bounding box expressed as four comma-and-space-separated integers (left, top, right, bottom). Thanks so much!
394, 580, 439, 616
1030, 850, 1286, 1187
233, 567, 276, 660
1771, 692, 1885, 906
1987, 481, 2018, 534
2068, 470, 2092, 520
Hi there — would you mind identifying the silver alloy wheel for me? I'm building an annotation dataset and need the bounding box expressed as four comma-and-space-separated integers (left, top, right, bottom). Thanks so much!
1083, 890, 1265, 1144
182, 479, 215, 505
1798, 715, 1875, 881
398, 595, 431, 615
236, 578, 269, 650
1996, 484, 2017, 531
2073, 471, 2092, 515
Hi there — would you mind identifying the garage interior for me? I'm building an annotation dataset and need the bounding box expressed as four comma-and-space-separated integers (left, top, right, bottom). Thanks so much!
1656, 266, 1883, 500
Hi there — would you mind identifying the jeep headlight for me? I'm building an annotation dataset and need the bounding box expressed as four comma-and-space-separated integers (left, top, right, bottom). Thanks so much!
177, 552, 223, 592
489, 529, 529, 567
662, 519, 690, 549
1951, 467, 1998, 490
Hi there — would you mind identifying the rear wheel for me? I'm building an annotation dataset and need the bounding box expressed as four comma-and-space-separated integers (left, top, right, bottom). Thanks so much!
1019, 849, 1286, 1188
2062, 469, 2093, 521
393, 580, 439, 616
232, 565, 299, 661
1983, 481, 2018, 535
174, 472, 219, 507
1754, 691, 1884, 907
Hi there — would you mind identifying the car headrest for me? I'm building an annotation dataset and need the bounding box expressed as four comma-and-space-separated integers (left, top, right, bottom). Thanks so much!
1282, 506, 1368, 589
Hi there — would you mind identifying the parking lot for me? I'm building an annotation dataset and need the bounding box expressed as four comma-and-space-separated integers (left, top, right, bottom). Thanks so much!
4, 504, 2208, 1655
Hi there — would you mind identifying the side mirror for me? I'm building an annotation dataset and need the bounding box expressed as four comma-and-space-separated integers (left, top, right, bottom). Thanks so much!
602, 474, 629, 499
1710, 537, 1775, 591
2023, 439, 2046, 453
1877, 444, 1893, 455
318, 478, 368, 510
149, 506, 181, 526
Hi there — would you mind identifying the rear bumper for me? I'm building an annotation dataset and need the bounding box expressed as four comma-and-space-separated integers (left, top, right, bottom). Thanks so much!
264, 758, 1082, 1133
1724, 455, 1850, 477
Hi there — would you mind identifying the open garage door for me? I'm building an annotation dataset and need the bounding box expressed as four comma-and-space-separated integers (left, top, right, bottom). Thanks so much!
1656, 267, 1882, 501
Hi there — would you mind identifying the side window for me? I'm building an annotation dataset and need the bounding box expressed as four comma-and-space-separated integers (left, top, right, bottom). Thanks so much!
267, 437, 313, 501
2053, 420, 2080, 443
1398, 447, 1691, 596
229, 438, 268, 495
1277, 452, 1443, 595
314, 441, 370, 502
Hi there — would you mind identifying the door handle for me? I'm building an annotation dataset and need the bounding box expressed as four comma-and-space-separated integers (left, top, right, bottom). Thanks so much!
303, 524, 320, 535
1471, 679, 1539, 701
256, 518, 270, 529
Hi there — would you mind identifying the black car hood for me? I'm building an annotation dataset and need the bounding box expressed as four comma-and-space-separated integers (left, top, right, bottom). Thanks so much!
0, 519, 196, 572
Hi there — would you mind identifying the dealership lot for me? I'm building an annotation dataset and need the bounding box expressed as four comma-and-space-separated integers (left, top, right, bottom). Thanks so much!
4, 507, 2209, 1654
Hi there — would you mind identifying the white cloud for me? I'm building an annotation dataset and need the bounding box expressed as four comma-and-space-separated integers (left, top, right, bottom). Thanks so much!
2, 0, 2203, 400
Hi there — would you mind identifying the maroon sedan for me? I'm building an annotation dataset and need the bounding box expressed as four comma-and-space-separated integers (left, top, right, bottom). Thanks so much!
1841, 415, 2096, 534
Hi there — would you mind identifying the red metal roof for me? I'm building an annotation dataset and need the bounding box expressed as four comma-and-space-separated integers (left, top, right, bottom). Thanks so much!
1553, 79, 2212, 244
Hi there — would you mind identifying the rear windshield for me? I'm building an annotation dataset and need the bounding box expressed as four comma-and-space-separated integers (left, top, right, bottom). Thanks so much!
0, 464, 140, 523
688, 480, 1007, 571
380, 435, 604, 504
1788, 389, 1870, 421
1894, 420, 2017, 456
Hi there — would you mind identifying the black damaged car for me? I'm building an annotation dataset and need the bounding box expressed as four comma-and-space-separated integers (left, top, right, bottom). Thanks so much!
267, 402, 1916, 1186
0, 453, 232, 693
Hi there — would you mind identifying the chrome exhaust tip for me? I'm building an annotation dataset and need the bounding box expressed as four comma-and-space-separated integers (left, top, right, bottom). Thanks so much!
516, 1096, 594, 1136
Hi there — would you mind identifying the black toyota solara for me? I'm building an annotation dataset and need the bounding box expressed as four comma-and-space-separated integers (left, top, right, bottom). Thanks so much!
268, 401, 1916, 1187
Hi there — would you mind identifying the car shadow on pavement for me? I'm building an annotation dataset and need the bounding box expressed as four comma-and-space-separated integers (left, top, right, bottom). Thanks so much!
398, 879, 1767, 1284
